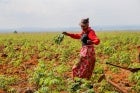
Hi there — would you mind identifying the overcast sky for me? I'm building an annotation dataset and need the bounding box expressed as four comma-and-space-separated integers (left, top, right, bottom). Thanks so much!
0, 0, 140, 29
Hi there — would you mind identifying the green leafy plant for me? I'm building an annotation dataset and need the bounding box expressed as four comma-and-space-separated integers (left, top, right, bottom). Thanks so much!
29, 60, 65, 92
68, 78, 95, 93
54, 34, 64, 44
0, 75, 18, 90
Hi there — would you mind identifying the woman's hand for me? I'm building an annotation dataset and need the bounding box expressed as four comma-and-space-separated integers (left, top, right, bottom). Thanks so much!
62, 32, 68, 35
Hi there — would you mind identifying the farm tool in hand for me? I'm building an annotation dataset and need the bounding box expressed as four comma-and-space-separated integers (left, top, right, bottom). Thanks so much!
106, 62, 140, 73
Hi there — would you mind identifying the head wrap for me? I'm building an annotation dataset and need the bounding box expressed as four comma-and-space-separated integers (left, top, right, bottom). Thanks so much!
79, 18, 89, 26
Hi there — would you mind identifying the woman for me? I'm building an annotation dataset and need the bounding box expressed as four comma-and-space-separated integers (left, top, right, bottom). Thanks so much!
62, 18, 100, 80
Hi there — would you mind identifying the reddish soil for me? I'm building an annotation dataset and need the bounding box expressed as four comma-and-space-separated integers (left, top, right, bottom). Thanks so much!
0, 54, 38, 93
104, 67, 134, 93
0, 51, 136, 93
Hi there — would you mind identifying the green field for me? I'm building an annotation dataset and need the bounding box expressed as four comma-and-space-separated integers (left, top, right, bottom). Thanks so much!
0, 31, 140, 93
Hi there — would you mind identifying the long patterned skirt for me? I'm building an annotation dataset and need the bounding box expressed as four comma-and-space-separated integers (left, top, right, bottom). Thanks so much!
72, 45, 96, 80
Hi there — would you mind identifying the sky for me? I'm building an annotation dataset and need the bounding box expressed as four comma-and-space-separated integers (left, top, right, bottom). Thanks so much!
0, 0, 140, 30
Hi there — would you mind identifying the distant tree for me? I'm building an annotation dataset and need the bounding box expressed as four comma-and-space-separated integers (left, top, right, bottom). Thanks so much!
14, 30, 18, 34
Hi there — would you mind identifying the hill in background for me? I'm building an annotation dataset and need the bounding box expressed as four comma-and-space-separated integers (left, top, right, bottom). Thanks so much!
0, 25, 140, 32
